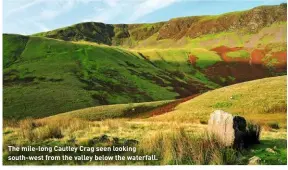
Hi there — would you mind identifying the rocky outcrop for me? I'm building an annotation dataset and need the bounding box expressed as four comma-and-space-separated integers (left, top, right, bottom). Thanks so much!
208, 110, 247, 148
34, 4, 287, 45
158, 4, 287, 40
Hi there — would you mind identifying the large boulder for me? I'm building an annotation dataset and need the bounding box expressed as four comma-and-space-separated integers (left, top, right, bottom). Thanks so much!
208, 110, 247, 148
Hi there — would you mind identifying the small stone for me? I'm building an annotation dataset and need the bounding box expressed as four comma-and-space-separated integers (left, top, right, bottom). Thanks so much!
266, 148, 276, 154
273, 146, 277, 150
249, 156, 261, 165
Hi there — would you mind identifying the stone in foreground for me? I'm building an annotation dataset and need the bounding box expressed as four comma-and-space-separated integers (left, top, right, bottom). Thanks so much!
265, 148, 276, 154
248, 156, 261, 165
208, 110, 247, 148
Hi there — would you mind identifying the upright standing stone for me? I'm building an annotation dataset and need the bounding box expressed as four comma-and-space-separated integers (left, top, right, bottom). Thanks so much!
208, 110, 234, 146
208, 110, 247, 148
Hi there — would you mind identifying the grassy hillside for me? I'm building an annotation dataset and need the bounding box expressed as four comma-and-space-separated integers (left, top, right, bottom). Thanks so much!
153, 76, 287, 127
3, 34, 217, 119
34, 22, 165, 47
3, 34, 29, 68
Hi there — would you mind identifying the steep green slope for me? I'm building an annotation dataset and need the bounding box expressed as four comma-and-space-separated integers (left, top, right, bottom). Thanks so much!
3, 34, 214, 119
34, 22, 165, 47
3, 34, 29, 68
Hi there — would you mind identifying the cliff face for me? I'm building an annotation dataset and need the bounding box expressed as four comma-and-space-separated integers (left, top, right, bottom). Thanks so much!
158, 4, 287, 39
34, 4, 287, 46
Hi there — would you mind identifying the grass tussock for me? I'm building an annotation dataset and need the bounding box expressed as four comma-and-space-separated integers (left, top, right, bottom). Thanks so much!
139, 127, 239, 165
38, 116, 91, 133
19, 118, 62, 141
268, 122, 280, 129
19, 118, 37, 141
101, 119, 126, 130
34, 125, 63, 140
19, 117, 91, 141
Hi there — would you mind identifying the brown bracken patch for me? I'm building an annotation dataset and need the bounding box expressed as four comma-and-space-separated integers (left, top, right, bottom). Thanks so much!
188, 54, 198, 65
211, 46, 250, 63
250, 49, 266, 65
271, 51, 287, 69
143, 94, 200, 117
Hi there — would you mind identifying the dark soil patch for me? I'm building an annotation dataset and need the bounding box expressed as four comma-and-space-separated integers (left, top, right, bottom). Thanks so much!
139, 94, 199, 117
211, 46, 242, 54
204, 62, 271, 85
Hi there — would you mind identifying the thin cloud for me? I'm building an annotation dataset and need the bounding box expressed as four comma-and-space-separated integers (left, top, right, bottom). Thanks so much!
6, 0, 45, 17
85, 0, 181, 23
128, 0, 180, 22
105, 0, 121, 7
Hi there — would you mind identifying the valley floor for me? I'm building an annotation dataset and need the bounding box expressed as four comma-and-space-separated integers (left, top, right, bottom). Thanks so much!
3, 76, 287, 165
3, 118, 287, 165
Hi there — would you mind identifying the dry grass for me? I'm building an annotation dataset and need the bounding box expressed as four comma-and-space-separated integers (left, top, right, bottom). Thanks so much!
17, 116, 91, 141
3, 116, 286, 165
37, 116, 91, 133
151, 76, 287, 128
49, 100, 172, 121
19, 118, 37, 141
139, 126, 239, 165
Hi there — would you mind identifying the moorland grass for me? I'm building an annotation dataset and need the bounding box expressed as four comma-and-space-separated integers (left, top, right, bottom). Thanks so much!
152, 76, 287, 128
5, 117, 279, 165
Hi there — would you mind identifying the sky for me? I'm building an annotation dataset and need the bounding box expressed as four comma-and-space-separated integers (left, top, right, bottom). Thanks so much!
3, 0, 287, 35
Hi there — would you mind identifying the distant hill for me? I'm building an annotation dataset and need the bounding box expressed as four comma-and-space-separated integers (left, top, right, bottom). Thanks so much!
34, 4, 287, 48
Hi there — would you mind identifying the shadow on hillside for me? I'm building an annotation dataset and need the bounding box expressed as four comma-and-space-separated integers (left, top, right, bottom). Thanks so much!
202, 61, 286, 86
